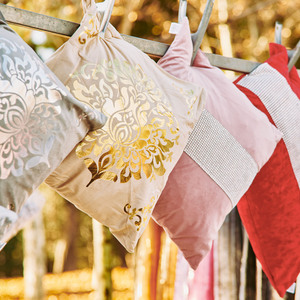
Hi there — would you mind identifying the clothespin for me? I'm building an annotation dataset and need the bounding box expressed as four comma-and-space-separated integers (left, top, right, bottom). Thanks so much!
169, 0, 187, 35
191, 0, 215, 64
178, 0, 187, 24
274, 21, 282, 44
288, 40, 300, 71
0, 10, 5, 22
0, 242, 6, 252
96, 0, 115, 37
274, 22, 299, 71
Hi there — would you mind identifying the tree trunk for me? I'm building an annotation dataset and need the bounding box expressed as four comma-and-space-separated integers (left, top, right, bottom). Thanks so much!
63, 201, 79, 271
217, 208, 242, 300
23, 212, 46, 300
92, 219, 106, 300
256, 259, 263, 300
239, 228, 249, 300
52, 201, 79, 273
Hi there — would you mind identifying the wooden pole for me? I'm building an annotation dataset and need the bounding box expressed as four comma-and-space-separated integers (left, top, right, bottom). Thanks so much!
0, 3, 262, 73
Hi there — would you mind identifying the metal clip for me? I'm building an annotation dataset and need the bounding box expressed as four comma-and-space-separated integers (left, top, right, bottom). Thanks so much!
96, 0, 115, 36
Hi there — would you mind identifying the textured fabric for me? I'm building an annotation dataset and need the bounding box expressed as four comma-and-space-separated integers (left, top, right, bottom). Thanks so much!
0, 17, 106, 242
152, 18, 281, 270
45, 0, 205, 252
235, 43, 300, 297
238, 64, 300, 184
185, 110, 258, 206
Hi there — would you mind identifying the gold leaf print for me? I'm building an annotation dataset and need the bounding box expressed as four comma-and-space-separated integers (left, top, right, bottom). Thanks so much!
78, 16, 99, 44
176, 85, 200, 118
72, 59, 181, 186
84, 149, 118, 186
124, 196, 156, 231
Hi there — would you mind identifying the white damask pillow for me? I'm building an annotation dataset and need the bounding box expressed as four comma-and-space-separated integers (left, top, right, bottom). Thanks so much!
0, 189, 46, 250
0, 16, 106, 244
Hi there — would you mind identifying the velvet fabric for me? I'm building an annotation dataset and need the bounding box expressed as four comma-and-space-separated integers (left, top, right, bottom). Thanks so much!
235, 43, 300, 297
152, 18, 281, 270
45, 1, 205, 252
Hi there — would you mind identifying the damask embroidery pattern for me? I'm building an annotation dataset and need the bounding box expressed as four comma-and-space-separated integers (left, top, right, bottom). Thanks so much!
78, 15, 100, 44
175, 85, 200, 118
71, 59, 180, 186
124, 196, 156, 231
0, 37, 68, 179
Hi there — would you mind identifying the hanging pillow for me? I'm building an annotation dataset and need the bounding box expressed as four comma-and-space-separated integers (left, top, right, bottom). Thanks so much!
44, 0, 205, 252
0, 16, 106, 243
235, 43, 300, 297
152, 18, 282, 270
0, 189, 46, 247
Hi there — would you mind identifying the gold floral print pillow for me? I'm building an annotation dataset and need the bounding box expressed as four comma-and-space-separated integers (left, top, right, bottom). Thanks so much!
74, 60, 183, 186
45, 0, 205, 252
0, 17, 106, 245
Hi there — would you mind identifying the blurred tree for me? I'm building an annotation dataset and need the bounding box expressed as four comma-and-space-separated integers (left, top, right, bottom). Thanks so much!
0, 0, 299, 294
23, 213, 46, 300
92, 220, 106, 300
1, 0, 299, 63
0, 232, 23, 278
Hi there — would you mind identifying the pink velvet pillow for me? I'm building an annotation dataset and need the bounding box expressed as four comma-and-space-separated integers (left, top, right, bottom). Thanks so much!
152, 18, 282, 270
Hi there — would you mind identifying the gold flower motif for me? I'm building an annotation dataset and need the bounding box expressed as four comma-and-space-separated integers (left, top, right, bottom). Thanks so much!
78, 16, 100, 44
124, 196, 156, 231
71, 59, 180, 186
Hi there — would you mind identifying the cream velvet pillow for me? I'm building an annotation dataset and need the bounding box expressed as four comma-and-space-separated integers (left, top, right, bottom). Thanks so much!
45, 0, 205, 252
0, 16, 106, 243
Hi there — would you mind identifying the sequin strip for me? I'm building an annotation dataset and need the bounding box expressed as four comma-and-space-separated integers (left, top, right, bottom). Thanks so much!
184, 109, 258, 206
238, 64, 300, 187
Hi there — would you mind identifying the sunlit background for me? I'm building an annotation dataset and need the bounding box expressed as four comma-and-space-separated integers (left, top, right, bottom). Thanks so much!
0, 0, 299, 299
2, 0, 300, 62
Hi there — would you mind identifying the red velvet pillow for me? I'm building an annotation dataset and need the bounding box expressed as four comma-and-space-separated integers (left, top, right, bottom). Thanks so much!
235, 43, 300, 297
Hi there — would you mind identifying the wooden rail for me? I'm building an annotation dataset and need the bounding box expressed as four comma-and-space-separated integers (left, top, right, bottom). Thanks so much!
0, 3, 296, 73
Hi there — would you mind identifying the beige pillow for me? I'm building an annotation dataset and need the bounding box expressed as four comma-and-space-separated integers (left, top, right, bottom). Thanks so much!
45, 0, 205, 252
